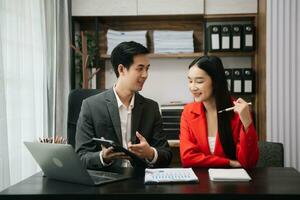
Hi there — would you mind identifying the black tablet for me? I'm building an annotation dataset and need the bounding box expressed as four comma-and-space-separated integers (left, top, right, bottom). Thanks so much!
92, 138, 149, 168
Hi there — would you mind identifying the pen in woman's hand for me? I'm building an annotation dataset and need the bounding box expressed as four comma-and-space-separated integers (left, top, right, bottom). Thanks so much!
218, 102, 252, 114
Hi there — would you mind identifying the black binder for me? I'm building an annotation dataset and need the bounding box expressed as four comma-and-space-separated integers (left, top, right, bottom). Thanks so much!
160, 105, 184, 140
221, 25, 231, 51
231, 25, 242, 51
232, 69, 243, 94
224, 68, 233, 92
208, 25, 221, 51
243, 24, 255, 51
243, 68, 254, 93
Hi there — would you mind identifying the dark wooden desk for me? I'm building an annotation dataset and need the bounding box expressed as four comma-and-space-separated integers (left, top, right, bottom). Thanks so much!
1, 167, 300, 200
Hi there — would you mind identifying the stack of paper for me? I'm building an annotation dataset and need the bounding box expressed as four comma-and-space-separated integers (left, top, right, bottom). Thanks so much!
208, 168, 252, 182
144, 168, 198, 184
153, 30, 194, 53
106, 29, 147, 54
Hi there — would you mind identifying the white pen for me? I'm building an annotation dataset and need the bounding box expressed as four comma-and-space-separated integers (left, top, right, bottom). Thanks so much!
218, 102, 252, 113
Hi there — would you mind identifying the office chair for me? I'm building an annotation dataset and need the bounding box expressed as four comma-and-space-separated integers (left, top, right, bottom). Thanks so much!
256, 141, 284, 167
67, 89, 103, 148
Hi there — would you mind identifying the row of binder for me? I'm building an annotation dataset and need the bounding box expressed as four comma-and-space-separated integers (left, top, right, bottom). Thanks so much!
207, 24, 255, 52
225, 68, 254, 94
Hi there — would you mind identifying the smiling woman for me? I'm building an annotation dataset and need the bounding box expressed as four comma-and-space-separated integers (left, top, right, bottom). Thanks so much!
180, 56, 259, 169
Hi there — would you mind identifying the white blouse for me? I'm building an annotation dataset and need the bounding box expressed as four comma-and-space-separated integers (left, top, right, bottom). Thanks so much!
208, 136, 216, 154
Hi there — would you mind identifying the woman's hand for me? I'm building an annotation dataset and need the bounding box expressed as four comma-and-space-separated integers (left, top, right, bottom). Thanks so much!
233, 98, 252, 131
229, 160, 242, 168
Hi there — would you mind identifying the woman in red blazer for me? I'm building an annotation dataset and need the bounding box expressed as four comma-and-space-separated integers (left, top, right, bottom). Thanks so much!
180, 56, 259, 169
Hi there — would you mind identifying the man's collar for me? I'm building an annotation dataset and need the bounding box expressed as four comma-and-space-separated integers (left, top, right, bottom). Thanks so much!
113, 85, 135, 109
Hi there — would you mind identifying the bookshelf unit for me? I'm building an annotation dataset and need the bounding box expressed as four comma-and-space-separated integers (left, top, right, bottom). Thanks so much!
71, 3, 266, 153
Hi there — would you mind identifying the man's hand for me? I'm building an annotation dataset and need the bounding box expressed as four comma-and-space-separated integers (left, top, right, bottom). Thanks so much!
128, 132, 154, 160
101, 145, 130, 164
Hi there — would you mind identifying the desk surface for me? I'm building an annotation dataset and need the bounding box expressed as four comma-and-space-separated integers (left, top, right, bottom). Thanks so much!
1, 167, 300, 200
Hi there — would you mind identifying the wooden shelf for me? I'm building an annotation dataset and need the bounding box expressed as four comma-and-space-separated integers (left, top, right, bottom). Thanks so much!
207, 51, 255, 57
149, 52, 204, 59
204, 13, 257, 22
100, 52, 204, 59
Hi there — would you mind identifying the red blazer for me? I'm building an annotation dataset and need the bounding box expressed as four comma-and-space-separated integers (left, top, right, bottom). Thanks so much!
180, 102, 259, 169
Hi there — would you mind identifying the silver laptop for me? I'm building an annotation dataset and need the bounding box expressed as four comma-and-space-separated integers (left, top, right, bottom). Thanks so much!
24, 142, 131, 186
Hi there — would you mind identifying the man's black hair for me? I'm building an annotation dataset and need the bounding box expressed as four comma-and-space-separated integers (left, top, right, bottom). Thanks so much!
111, 41, 149, 77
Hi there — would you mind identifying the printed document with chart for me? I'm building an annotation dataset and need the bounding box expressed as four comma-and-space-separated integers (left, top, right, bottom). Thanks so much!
144, 168, 199, 184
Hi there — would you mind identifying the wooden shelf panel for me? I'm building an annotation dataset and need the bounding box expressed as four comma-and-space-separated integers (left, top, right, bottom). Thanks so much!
204, 14, 256, 22
74, 14, 255, 23
207, 51, 255, 57
73, 15, 204, 24
101, 52, 204, 59
149, 52, 204, 58
101, 51, 253, 59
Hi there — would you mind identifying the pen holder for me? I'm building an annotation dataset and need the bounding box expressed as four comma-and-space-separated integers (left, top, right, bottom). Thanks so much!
38, 136, 68, 144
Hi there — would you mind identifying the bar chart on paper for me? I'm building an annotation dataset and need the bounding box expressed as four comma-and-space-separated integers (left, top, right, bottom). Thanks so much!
144, 168, 199, 184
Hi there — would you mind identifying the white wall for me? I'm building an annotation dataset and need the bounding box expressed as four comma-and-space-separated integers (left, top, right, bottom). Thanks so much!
267, 0, 300, 170
105, 57, 252, 105
205, 0, 257, 14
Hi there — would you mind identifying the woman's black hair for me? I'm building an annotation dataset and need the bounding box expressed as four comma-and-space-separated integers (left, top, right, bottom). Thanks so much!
189, 56, 236, 159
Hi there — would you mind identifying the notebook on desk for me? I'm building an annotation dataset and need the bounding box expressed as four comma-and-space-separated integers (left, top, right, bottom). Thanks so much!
24, 142, 131, 186
208, 168, 251, 182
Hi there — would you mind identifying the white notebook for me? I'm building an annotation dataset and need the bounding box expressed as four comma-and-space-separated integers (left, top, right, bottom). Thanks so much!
144, 168, 199, 184
208, 168, 251, 182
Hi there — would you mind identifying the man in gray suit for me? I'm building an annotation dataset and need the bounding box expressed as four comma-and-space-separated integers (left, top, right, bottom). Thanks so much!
75, 41, 172, 170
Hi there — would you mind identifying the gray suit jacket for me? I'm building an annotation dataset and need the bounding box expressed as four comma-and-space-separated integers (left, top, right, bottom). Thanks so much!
75, 88, 172, 169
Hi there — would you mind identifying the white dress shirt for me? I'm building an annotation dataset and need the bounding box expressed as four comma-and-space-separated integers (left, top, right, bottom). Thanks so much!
114, 87, 134, 167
